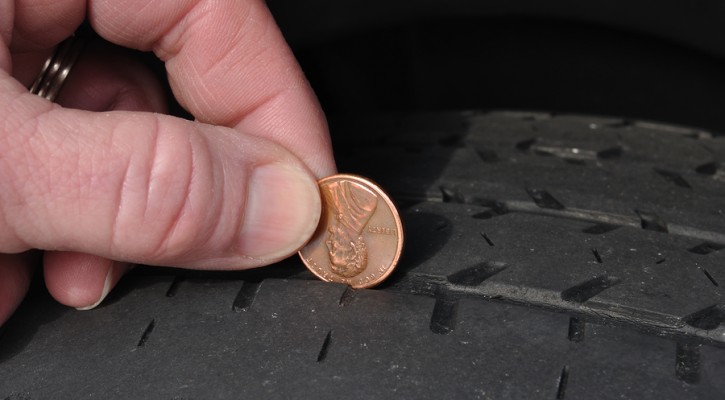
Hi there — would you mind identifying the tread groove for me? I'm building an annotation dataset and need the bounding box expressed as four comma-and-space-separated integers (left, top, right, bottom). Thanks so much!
516, 138, 537, 151
596, 146, 624, 159
430, 296, 459, 335
413, 193, 725, 246
561, 276, 622, 303
471, 203, 510, 220
695, 162, 719, 175
232, 281, 262, 312
654, 168, 692, 189
675, 342, 701, 384
526, 188, 565, 210
447, 262, 506, 286
684, 305, 725, 330
440, 186, 462, 203
635, 209, 669, 233
688, 242, 725, 255
582, 223, 620, 234
568, 317, 585, 342
473, 148, 499, 162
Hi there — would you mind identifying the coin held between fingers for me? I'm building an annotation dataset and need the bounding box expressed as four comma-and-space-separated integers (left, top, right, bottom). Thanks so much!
299, 174, 404, 289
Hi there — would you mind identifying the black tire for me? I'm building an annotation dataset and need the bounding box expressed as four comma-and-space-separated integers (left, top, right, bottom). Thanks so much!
1, 111, 725, 399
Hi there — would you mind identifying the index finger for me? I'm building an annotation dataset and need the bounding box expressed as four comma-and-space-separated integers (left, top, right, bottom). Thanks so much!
12, 0, 335, 177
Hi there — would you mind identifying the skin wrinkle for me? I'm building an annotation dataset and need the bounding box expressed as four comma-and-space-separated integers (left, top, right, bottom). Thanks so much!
139, 114, 160, 224
108, 147, 134, 257
195, 132, 231, 258
150, 0, 212, 57
147, 131, 197, 261
222, 150, 245, 256
146, 0, 201, 59
186, 130, 226, 261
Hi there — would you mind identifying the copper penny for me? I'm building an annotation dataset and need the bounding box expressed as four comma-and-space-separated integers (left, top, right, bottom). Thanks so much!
299, 174, 404, 289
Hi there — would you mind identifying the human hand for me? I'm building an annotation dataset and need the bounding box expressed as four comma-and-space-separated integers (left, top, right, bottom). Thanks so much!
0, 0, 335, 325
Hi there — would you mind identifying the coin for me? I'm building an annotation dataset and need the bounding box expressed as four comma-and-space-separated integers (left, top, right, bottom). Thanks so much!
299, 174, 404, 289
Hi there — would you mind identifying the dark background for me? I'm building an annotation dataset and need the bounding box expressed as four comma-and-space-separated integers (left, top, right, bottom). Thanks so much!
268, 0, 725, 134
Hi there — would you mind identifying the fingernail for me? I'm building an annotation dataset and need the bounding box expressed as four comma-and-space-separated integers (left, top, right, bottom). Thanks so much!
75, 267, 113, 311
239, 163, 321, 260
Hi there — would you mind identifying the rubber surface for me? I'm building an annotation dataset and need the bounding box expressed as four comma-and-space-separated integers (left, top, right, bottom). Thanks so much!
1, 111, 725, 399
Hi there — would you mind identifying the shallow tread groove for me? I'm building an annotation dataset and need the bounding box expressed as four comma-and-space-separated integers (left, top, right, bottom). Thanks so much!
596, 146, 624, 159
688, 242, 725, 255
430, 296, 459, 335
675, 342, 701, 384
654, 168, 692, 189
232, 281, 262, 312
684, 305, 725, 330
526, 188, 565, 210
635, 209, 669, 233
516, 138, 537, 151
561, 276, 622, 303
695, 162, 719, 175
568, 317, 585, 342
471, 202, 510, 220
440, 186, 463, 203
582, 223, 620, 234
447, 262, 506, 286
473, 148, 499, 162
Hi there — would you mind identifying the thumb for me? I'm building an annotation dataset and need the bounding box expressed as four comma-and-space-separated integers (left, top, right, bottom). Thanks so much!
0, 75, 321, 269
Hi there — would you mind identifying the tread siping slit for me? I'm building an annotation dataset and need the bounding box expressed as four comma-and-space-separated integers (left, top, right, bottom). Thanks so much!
556, 365, 570, 399
165, 276, 184, 298
591, 248, 603, 264
137, 319, 156, 348
316, 330, 332, 362
339, 287, 356, 306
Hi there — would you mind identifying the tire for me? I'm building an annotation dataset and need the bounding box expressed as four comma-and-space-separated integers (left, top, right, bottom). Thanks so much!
1, 111, 724, 399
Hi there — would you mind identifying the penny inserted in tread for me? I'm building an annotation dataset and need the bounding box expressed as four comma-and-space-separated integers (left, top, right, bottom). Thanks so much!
299, 174, 404, 289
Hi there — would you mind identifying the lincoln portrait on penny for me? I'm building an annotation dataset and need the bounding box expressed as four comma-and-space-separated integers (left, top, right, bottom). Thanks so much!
323, 180, 378, 278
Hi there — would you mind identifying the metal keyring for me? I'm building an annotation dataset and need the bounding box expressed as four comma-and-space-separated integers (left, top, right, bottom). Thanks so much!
28, 28, 89, 102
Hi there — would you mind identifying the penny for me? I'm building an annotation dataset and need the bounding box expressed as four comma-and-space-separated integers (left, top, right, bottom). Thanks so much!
299, 174, 404, 289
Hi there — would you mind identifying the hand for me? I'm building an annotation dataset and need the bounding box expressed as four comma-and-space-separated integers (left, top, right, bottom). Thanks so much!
0, 0, 335, 325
